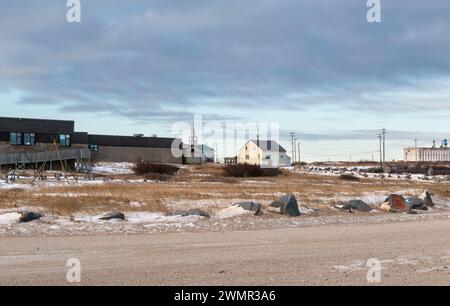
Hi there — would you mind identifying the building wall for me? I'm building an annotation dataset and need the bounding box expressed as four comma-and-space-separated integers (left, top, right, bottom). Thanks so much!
91, 146, 182, 164
404, 147, 450, 162
182, 145, 215, 164
237, 141, 263, 165
0, 141, 87, 154
238, 141, 291, 167
260, 151, 291, 167
200, 145, 215, 163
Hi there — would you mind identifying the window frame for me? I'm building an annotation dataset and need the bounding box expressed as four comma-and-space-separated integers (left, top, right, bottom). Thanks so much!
59, 134, 71, 147
89, 144, 99, 152
23, 132, 36, 146
10, 132, 22, 145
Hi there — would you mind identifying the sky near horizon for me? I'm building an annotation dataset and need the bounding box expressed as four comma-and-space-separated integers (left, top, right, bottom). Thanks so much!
0, 0, 449, 161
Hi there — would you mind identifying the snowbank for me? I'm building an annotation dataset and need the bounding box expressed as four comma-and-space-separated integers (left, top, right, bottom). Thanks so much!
0, 213, 22, 225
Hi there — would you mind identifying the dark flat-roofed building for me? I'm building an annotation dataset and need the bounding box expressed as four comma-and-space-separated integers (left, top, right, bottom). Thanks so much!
0, 117, 89, 169
88, 134, 182, 163
0, 116, 183, 169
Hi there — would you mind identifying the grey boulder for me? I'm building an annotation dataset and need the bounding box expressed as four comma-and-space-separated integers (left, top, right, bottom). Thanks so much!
340, 200, 373, 212
166, 209, 209, 218
235, 202, 261, 215
20, 212, 42, 223
269, 194, 301, 217
406, 198, 428, 210
181, 209, 210, 218
99, 212, 125, 221
421, 190, 434, 207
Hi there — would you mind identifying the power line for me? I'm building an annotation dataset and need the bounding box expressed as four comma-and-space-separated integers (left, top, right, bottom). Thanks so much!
301, 150, 379, 157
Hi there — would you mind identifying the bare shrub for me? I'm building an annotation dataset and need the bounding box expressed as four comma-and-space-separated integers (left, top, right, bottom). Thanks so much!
338, 174, 360, 181
223, 164, 281, 177
132, 161, 179, 176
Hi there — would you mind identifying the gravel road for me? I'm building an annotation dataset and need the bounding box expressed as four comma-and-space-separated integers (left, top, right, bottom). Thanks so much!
1, 219, 450, 285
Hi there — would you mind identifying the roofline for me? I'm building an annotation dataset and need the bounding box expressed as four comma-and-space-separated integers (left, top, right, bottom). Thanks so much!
404, 147, 450, 150
248, 139, 287, 152
0, 116, 74, 123
88, 134, 178, 141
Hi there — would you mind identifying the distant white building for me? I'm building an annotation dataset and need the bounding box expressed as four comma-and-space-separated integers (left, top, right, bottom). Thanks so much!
237, 140, 291, 167
183, 144, 215, 164
404, 147, 450, 162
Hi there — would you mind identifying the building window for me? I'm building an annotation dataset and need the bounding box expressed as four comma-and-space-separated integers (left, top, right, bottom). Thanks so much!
59, 134, 71, 147
245, 154, 250, 160
89, 144, 99, 152
23, 133, 36, 146
10, 133, 22, 145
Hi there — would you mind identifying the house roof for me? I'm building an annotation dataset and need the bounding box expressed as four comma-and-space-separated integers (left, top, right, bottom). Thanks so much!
0, 117, 74, 134
250, 140, 287, 152
88, 134, 181, 149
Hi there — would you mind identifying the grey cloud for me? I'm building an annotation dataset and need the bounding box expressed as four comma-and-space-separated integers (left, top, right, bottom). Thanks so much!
0, 0, 450, 122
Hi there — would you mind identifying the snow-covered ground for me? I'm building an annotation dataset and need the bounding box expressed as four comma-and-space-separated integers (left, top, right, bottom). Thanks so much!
92, 162, 134, 174
2, 162, 450, 237
2, 208, 450, 237
299, 166, 450, 182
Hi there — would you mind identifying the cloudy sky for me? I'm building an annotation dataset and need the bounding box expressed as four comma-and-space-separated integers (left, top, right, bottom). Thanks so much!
1, 0, 449, 161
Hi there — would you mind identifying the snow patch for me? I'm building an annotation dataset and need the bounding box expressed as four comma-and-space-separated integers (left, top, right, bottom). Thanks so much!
0, 213, 22, 225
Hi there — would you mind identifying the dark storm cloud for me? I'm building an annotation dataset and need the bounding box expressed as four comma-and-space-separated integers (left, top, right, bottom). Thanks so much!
1, 0, 450, 121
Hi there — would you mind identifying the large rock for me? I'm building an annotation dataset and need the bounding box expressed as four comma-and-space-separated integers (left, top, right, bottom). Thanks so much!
406, 190, 434, 210
166, 209, 210, 218
406, 197, 427, 210
181, 209, 210, 218
380, 194, 410, 213
235, 202, 261, 215
0, 213, 22, 225
215, 202, 262, 219
99, 212, 125, 221
20, 212, 42, 223
269, 194, 301, 217
420, 190, 434, 207
339, 200, 373, 212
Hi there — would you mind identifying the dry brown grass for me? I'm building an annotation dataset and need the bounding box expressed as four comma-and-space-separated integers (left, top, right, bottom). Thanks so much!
1, 169, 449, 216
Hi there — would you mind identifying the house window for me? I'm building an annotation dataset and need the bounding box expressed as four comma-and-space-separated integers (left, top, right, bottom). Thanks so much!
59, 134, 71, 147
10, 133, 22, 145
89, 144, 99, 152
23, 133, 36, 146
245, 154, 250, 160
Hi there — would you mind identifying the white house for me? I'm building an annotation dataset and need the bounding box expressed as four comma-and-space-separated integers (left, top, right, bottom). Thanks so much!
237, 140, 291, 167
183, 144, 215, 164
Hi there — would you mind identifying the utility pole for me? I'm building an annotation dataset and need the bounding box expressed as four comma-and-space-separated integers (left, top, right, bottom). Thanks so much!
297, 142, 301, 164
378, 133, 383, 168
290, 131, 296, 165
215, 143, 218, 163
414, 138, 418, 163
381, 128, 387, 163
294, 138, 297, 163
